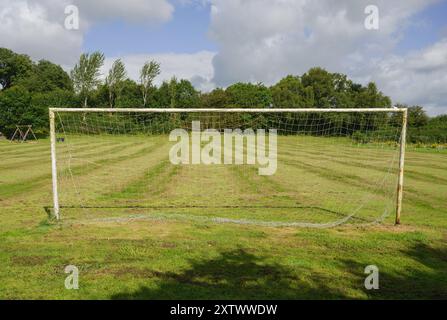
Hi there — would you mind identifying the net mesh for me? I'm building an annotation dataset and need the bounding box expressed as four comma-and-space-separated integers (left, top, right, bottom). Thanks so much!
53, 110, 404, 227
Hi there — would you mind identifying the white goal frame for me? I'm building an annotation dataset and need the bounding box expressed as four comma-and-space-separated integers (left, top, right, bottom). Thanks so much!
49, 107, 408, 224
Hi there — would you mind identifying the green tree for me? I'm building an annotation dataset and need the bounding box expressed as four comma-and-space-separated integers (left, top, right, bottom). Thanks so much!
301, 67, 334, 108
116, 79, 144, 108
331, 73, 356, 108
408, 105, 429, 127
200, 88, 229, 108
271, 75, 301, 108
355, 82, 391, 108
155, 81, 171, 107
89, 83, 109, 107
169, 76, 177, 108
400, 107, 446, 144
105, 59, 127, 107
0, 86, 32, 136
175, 79, 199, 108
31, 89, 79, 131
0, 48, 33, 90
226, 82, 272, 108
70, 51, 105, 107
428, 114, 447, 128
159, 77, 199, 108
140, 60, 160, 107
17, 60, 72, 93
425, 115, 447, 143
270, 75, 316, 108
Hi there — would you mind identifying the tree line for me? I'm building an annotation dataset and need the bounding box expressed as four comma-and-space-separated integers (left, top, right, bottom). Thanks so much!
0, 47, 445, 144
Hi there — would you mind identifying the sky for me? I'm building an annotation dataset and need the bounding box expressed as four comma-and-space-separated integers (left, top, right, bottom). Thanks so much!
0, 0, 446, 115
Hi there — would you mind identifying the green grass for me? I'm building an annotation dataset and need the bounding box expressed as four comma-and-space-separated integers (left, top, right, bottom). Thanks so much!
0, 135, 446, 299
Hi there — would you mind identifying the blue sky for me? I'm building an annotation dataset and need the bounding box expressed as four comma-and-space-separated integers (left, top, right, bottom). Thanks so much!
82, 1, 447, 58
57, 0, 447, 115
396, 0, 447, 54
83, 2, 216, 55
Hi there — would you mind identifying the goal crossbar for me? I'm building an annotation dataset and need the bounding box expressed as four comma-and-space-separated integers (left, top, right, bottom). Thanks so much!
49, 107, 406, 113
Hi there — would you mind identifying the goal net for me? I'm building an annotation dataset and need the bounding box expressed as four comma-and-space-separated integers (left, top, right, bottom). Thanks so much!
50, 108, 407, 227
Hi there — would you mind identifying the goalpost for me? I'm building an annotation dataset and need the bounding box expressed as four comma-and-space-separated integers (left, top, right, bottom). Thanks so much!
49, 107, 407, 227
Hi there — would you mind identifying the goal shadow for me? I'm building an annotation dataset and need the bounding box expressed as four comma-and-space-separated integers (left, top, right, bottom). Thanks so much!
109, 243, 447, 299
110, 248, 350, 299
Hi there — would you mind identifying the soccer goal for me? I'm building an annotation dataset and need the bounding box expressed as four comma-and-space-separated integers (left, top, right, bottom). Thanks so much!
49, 107, 407, 227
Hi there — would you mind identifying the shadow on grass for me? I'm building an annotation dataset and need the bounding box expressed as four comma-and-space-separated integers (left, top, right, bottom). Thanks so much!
111, 241, 447, 300
341, 241, 447, 300
111, 248, 347, 300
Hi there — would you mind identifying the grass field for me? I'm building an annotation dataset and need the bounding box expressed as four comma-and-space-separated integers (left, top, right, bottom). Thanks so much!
0, 135, 446, 299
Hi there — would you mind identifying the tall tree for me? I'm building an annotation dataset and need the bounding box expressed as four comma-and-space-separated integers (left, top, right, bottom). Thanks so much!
175, 79, 199, 108
155, 81, 171, 107
0, 48, 33, 90
169, 76, 177, 108
17, 59, 72, 93
115, 79, 143, 108
200, 88, 229, 108
140, 60, 160, 107
70, 51, 105, 107
301, 67, 335, 108
403, 105, 429, 127
156, 78, 199, 108
270, 75, 312, 108
0, 86, 32, 136
355, 82, 391, 108
226, 82, 272, 108
105, 59, 127, 108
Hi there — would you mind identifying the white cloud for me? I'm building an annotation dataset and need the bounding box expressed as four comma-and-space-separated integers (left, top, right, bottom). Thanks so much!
208, 0, 438, 85
0, 0, 174, 66
72, 0, 174, 25
0, 0, 82, 66
103, 51, 216, 91
0, 0, 215, 92
362, 39, 447, 115
207, 0, 446, 114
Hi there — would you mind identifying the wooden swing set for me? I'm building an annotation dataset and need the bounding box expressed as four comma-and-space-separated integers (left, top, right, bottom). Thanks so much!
10, 125, 38, 143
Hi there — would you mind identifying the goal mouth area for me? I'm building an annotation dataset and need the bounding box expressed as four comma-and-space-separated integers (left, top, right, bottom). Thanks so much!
49, 108, 407, 227
50, 204, 386, 228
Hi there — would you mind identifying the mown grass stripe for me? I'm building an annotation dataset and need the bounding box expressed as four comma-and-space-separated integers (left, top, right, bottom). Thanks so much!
0, 139, 165, 199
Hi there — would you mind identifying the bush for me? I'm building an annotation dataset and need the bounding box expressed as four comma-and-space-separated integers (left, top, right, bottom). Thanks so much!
352, 131, 371, 144
0, 86, 32, 136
